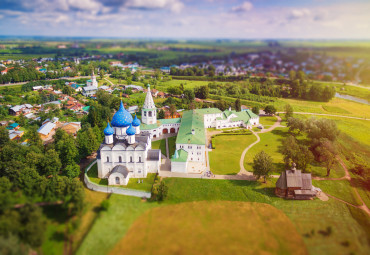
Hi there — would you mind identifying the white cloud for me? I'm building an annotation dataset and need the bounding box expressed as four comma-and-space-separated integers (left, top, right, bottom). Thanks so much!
231, 1, 253, 12
124, 0, 184, 13
287, 9, 311, 20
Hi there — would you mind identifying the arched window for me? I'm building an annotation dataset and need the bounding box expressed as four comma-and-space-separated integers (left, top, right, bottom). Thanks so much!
149, 111, 152, 117
107, 156, 109, 162
115, 176, 120, 184
144, 111, 147, 116
139, 157, 141, 162
119, 156, 122, 163
130, 156, 133, 162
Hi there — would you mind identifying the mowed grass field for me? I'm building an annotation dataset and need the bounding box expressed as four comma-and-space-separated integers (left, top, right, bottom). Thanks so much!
274, 97, 370, 119
209, 134, 257, 175
77, 178, 370, 255
110, 201, 308, 255
151, 138, 166, 156
259, 116, 277, 126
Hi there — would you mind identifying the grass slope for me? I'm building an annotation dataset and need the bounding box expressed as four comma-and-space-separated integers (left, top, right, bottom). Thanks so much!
151, 139, 166, 156
209, 134, 257, 175
110, 201, 308, 255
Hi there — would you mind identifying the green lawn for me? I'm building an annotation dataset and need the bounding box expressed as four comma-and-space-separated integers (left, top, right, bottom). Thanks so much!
259, 116, 277, 126
151, 139, 166, 156
209, 134, 257, 175
87, 163, 108, 185
125, 173, 156, 192
312, 180, 363, 206
167, 136, 176, 157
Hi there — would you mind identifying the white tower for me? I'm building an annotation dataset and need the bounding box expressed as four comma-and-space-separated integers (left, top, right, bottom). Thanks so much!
91, 70, 98, 87
104, 122, 114, 144
142, 84, 157, 125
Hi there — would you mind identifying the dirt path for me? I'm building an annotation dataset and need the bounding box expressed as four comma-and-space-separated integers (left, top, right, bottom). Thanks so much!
314, 156, 370, 216
104, 77, 114, 86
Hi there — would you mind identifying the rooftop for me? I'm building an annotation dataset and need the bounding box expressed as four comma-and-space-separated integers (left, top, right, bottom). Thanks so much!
176, 110, 205, 145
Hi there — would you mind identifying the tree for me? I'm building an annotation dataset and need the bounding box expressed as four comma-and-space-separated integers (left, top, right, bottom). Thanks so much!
158, 109, 165, 119
17, 113, 26, 126
0, 127, 9, 147
314, 139, 337, 176
62, 86, 73, 96
194, 85, 209, 99
252, 106, 259, 115
64, 163, 80, 179
252, 151, 273, 182
287, 117, 306, 134
169, 104, 176, 118
289, 70, 296, 81
156, 181, 168, 201
284, 104, 293, 119
19, 204, 46, 247
42, 149, 61, 176
264, 105, 276, 115
53, 129, 79, 167
234, 99, 241, 111
26, 126, 43, 149
183, 89, 195, 102
297, 70, 305, 82
100, 69, 105, 80
281, 136, 313, 172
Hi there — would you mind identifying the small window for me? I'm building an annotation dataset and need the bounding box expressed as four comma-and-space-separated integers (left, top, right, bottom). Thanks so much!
130, 156, 133, 162
138, 170, 141, 173
149, 111, 152, 117
115, 176, 120, 184
144, 111, 147, 116
119, 156, 122, 163
107, 156, 109, 162
139, 157, 141, 162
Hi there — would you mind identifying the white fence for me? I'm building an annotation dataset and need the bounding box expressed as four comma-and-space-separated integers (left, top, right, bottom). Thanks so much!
84, 160, 151, 199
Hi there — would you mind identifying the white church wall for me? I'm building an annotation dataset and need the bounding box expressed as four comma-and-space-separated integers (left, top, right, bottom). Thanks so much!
171, 161, 188, 173
176, 143, 206, 162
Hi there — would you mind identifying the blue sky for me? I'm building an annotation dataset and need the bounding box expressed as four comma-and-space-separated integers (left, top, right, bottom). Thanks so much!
0, 0, 369, 39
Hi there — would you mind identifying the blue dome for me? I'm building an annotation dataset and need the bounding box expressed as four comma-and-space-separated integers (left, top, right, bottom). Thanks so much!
126, 124, 136, 136
132, 115, 141, 127
111, 101, 133, 127
104, 122, 114, 136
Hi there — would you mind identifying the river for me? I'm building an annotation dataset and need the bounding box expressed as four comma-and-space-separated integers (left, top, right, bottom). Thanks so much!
335, 93, 370, 105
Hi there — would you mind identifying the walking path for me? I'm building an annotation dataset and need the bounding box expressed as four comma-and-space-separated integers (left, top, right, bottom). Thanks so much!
165, 137, 169, 159
104, 77, 114, 86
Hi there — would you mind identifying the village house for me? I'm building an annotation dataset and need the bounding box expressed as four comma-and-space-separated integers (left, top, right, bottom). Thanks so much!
9, 104, 33, 116
8, 130, 24, 141
38, 121, 56, 140
6, 122, 20, 131
61, 122, 81, 136
275, 163, 317, 200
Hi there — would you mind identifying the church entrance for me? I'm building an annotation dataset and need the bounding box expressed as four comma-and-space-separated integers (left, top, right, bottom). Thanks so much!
163, 128, 168, 134
153, 134, 156, 138
170, 128, 176, 133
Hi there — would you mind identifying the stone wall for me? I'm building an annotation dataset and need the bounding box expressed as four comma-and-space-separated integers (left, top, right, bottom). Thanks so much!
84, 160, 151, 199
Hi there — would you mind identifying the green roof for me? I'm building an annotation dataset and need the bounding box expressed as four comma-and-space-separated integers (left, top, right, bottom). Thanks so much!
142, 108, 155, 112
171, 149, 188, 162
244, 109, 259, 119
176, 110, 205, 145
229, 111, 252, 123
82, 106, 90, 111
140, 122, 160, 130
195, 108, 222, 115
159, 118, 181, 125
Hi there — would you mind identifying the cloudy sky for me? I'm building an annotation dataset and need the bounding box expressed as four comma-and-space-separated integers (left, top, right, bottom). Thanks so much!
0, 0, 369, 39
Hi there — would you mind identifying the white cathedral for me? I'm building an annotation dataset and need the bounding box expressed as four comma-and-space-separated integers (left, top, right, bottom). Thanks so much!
96, 84, 260, 185
82, 70, 98, 97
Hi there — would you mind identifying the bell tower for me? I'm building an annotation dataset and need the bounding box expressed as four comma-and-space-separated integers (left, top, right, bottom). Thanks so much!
141, 84, 157, 125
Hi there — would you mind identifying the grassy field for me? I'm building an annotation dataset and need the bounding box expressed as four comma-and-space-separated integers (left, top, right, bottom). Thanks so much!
125, 173, 156, 192
162, 178, 370, 255
259, 116, 277, 126
110, 201, 308, 255
167, 136, 176, 157
209, 134, 257, 175
76, 195, 159, 255
274, 97, 370, 119
151, 139, 166, 156
243, 127, 344, 177
312, 180, 363, 206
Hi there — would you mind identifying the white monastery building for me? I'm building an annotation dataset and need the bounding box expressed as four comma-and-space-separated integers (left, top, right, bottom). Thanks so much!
96, 84, 260, 184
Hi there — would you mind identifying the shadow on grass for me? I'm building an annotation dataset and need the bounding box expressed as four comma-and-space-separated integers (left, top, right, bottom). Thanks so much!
51, 231, 65, 242
350, 177, 370, 192
42, 204, 69, 224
